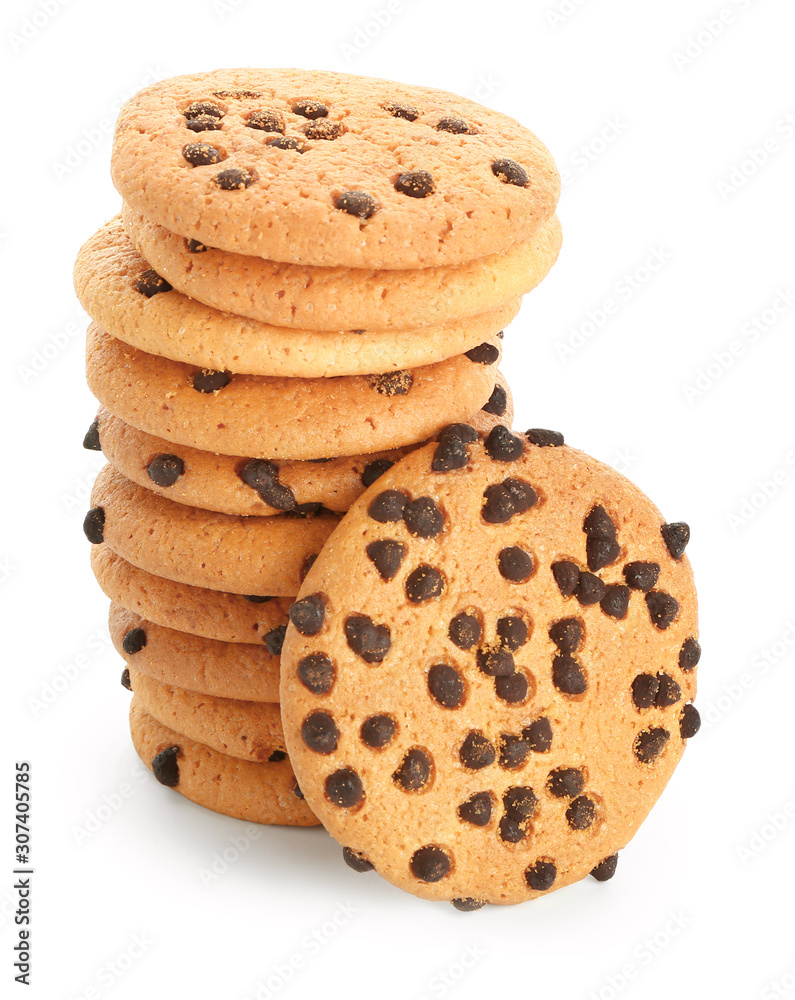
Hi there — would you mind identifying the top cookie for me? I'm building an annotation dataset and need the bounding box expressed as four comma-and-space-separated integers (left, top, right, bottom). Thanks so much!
111, 68, 560, 268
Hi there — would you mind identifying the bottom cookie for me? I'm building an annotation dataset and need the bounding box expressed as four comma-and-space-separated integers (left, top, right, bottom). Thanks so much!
129, 699, 317, 826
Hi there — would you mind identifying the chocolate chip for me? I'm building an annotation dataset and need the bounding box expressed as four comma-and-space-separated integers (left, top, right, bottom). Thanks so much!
182, 142, 223, 166
548, 618, 582, 653
584, 505, 617, 539
185, 114, 223, 132
464, 344, 500, 369
439, 423, 479, 444
152, 746, 179, 787
587, 537, 621, 572
504, 786, 537, 820
497, 547, 534, 582
83, 418, 101, 451
552, 653, 587, 695
631, 674, 660, 709
656, 673, 682, 707
186, 238, 208, 253
448, 612, 482, 650
267, 136, 305, 151
495, 672, 529, 703
293, 99, 328, 119
122, 628, 146, 654
482, 479, 537, 523
383, 101, 420, 120
268, 750, 287, 762
184, 101, 223, 119
304, 120, 344, 140
552, 561, 580, 597
368, 489, 407, 522
427, 664, 465, 708
293, 782, 305, 799
566, 796, 596, 830
302, 711, 339, 754
633, 727, 670, 764
192, 369, 230, 393
343, 847, 374, 873
526, 428, 564, 447
451, 898, 485, 911
590, 854, 619, 882
499, 734, 530, 770
288, 595, 325, 636
395, 170, 435, 198
147, 454, 185, 488
436, 116, 474, 133
492, 158, 529, 187
393, 748, 433, 790
680, 704, 701, 739
213, 167, 253, 189
496, 616, 528, 651
547, 767, 584, 798
499, 816, 527, 842
459, 731, 496, 769
476, 647, 515, 677
367, 371, 413, 395
482, 384, 508, 416
263, 625, 286, 655
246, 109, 284, 132
679, 638, 701, 671
120, 668, 131, 691
361, 459, 394, 487
405, 565, 445, 603
623, 561, 660, 591
360, 715, 396, 748
403, 497, 444, 538
457, 792, 492, 826
523, 718, 553, 753
601, 584, 630, 620
431, 425, 477, 472
325, 768, 364, 808
243, 595, 272, 603
239, 459, 296, 511
410, 846, 451, 882
645, 591, 679, 630
365, 540, 406, 582
344, 614, 391, 663
525, 860, 557, 891
135, 269, 172, 297
485, 425, 524, 462
661, 522, 690, 559
336, 190, 377, 219
575, 572, 606, 606
83, 507, 105, 544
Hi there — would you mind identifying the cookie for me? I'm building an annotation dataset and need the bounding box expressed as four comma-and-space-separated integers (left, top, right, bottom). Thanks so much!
129, 700, 317, 826
111, 68, 560, 268
88, 464, 338, 595
76, 217, 521, 378
92, 388, 512, 516
110, 604, 280, 702
279, 427, 700, 905
121, 206, 561, 333
127, 666, 284, 761
91, 547, 292, 643
86, 324, 501, 460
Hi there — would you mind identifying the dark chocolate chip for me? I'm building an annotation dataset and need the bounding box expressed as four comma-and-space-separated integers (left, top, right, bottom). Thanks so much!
525, 860, 557, 891
459, 731, 496, 770
360, 714, 397, 748
325, 768, 364, 808
83, 507, 105, 544
268, 750, 287, 762
499, 734, 530, 770
135, 269, 172, 297
496, 616, 528, 651
152, 746, 179, 787
336, 190, 378, 220
526, 428, 564, 447
431, 425, 475, 472
365, 539, 407, 581
548, 618, 582, 653
465, 342, 500, 365
368, 489, 407, 523
482, 479, 537, 524
383, 101, 420, 120
147, 454, 185, 488
547, 767, 584, 798
633, 727, 670, 764
246, 109, 284, 132
623, 561, 660, 592
427, 663, 466, 708
485, 425, 524, 462
182, 142, 223, 166
293, 782, 305, 799
263, 625, 286, 655
122, 627, 146, 655
583, 505, 617, 540
448, 612, 482, 650
457, 792, 492, 826
552, 653, 587, 695
476, 647, 515, 677
656, 672, 682, 707
631, 673, 660, 709
343, 847, 374, 873
267, 136, 305, 151
552, 561, 580, 597
186, 238, 208, 253
498, 816, 527, 842
497, 547, 534, 582
436, 116, 474, 133
661, 522, 690, 560
393, 748, 433, 790
83, 418, 101, 451
495, 672, 529, 703
575, 572, 606, 605
120, 668, 131, 691
185, 114, 222, 132
504, 786, 538, 820
403, 497, 444, 538
239, 459, 296, 511
601, 584, 630, 620
680, 704, 701, 739
523, 717, 553, 753
587, 537, 621, 573
289, 503, 328, 519
304, 119, 344, 140
591, 854, 619, 882
679, 637, 701, 671
645, 591, 679, 630
213, 167, 253, 189
492, 158, 529, 186
566, 796, 596, 830
367, 371, 413, 395
192, 369, 230, 392
410, 846, 451, 882
451, 898, 485, 911
361, 459, 394, 487
243, 594, 273, 603
344, 614, 391, 663
438, 423, 479, 444
395, 170, 435, 198
405, 565, 445, 603
184, 101, 224, 119
302, 711, 340, 754
288, 595, 325, 636
293, 99, 328, 119
482, 383, 508, 416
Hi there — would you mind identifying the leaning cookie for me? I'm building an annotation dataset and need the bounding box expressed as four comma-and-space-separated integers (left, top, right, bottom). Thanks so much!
280, 425, 701, 906
92, 386, 512, 516
130, 699, 317, 826
86, 324, 501, 460
110, 605, 281, 702
86, 465, 338, 595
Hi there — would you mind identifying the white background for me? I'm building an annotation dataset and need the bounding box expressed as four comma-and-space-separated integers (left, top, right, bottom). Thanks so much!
3, 0, 795, 997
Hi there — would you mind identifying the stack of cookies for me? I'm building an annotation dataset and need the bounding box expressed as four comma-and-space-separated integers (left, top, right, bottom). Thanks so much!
77, 69, 562, 832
